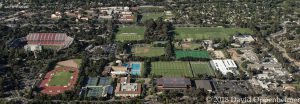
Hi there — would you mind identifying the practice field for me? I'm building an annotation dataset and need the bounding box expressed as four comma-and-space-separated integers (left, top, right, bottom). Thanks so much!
190, 62, 215, 76
175, 50, 210, 59
132, 46, 165, 57
175, 42, 200, 50
151, 62, 193, 77
175, 27, 253, 40
116, 26, 145, 41
142, 12, 164, 22
48, 70, 74, 86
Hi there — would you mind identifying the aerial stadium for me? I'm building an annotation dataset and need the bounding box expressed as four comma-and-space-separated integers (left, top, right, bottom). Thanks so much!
25, 33, 74, 51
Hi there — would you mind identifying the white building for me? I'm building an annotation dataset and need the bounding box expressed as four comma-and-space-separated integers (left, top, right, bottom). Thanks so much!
233, 35, 255, 44
24, 44, 42, 52
210, 59, 238, 75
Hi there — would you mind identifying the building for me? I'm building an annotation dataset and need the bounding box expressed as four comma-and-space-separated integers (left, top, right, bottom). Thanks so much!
210, 59, 238, 75
25, 33, 74, 50
115, 77, 142, 97
194, 80, 215, 92
111, 66, 128, 77
118, 15, 134, 22
51, 11, 62, 19
156, 77, 191, 91
233, 35, 255, 44
24, 44, 42, 51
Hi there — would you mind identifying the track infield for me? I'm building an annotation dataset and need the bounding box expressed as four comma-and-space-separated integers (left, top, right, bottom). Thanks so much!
39, 59, 81, 95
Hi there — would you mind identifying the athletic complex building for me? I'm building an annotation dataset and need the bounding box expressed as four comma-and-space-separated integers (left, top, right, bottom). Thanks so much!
25, 33, 74, 51
210, 59, 238, 75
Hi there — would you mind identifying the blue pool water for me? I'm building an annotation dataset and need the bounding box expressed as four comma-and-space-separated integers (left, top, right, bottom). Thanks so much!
131, 63, 140, 71
131, 63, 141, 75
122, 63, 129, 67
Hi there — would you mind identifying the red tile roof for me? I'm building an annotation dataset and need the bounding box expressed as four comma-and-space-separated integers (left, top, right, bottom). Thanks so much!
26, 33, 68, 45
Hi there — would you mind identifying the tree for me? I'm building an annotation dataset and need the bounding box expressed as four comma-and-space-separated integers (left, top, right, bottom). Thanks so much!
226, 72, 235, 80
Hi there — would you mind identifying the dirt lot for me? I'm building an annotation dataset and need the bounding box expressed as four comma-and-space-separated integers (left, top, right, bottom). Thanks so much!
57, 59, 79, 68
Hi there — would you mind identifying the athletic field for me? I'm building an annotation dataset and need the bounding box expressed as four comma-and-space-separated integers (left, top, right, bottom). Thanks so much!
39, 59, 81, 95
151, 61, 215, 77
175, 42, 200, 50
142, 12, 164, 22
48, 70, 73, 86
132, 46, 165, 57
151, 61, 193, 77
116, 26, 145, 41
175, 50, 210, 59
175, 27, 253, 40
190, 62, 215, 76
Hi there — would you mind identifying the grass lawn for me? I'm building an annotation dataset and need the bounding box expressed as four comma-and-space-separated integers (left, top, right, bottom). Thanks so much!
116, 26, 145, 41
175, 27, 253, 40
175, 50, 210, 59
151, 61, 193, 77
73, 59, 82, 68
175, 42, 201, 50
132, 47, 165, 57
142, 12, 164, 22
48, 70, 73, 86
190, 62, 215, 76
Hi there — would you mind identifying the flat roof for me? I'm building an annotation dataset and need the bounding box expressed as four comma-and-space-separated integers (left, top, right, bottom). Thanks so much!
211, 59, 237, 75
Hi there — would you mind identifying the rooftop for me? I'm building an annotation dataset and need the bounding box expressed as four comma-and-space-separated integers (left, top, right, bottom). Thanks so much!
115, 83, 142, 94
195, 80, 214, 91
156, 77, 191, 88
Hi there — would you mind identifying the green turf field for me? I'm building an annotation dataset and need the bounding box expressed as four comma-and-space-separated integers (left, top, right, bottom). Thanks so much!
142, 12, 164, 22
151, 61, 193, 77
116, 26, 145, 41
175, 27, 253, 40
132, 46, 165, 57
175, 50, 210, 59
48, 70, 73, 86
190, 62, 215, 76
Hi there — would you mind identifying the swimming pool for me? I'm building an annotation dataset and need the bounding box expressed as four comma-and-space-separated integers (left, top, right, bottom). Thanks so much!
122, 63, 129, 67
131, 63, 141, 75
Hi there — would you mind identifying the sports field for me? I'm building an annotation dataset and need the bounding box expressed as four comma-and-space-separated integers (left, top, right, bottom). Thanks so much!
132, 46, 165, 57
175, 50, 210, 59
142, 12, 164, 22
116, 26, 145, 41
151, 62, 193, 77
175, 27, 253, 40
48, 70, 73, 86
190, 62, 215, 76
175, 42, 200, 50
151, 61, 215, 77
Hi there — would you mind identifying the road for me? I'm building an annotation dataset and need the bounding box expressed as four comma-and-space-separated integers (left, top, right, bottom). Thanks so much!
267, 21, 300, 68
